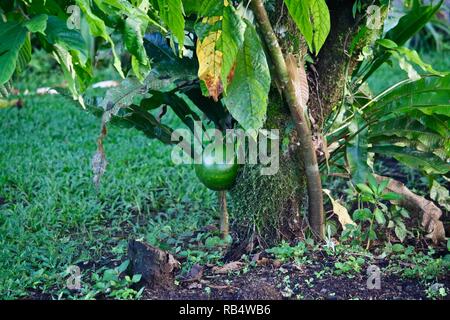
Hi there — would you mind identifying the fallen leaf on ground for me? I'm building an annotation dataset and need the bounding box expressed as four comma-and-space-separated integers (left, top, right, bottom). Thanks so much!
212, 261, 244, 274
181, 263, 204, 282
323, 189, 356, 230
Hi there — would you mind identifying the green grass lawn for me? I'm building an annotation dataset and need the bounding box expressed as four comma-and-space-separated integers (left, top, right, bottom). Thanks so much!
0, 92, 218, 298
1, 49, 448, 299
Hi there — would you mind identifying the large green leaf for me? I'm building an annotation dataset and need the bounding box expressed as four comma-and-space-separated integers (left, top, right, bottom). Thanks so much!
370, 145, 450, 175
371, 117, 446, 143
284, 0, 330, 54
370, 116, 449, 156
144, 33, 176, 63
384, 0, 444, 46
368, 75, 450, 116
0, 21, 28, 85
222, 21, 270, 134
24, 14, 48, 34
346, 114, 370, 184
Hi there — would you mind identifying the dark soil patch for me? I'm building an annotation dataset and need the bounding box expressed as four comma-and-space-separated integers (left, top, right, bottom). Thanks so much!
142, 257, 443, 300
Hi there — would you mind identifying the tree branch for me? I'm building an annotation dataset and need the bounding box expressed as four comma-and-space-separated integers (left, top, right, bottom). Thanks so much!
250, 0, 324, 238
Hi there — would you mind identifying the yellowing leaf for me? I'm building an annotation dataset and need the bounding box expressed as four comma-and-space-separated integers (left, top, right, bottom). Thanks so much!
195, 1, 245, 99
323, 189, 356, 230
196, 31, 223, 101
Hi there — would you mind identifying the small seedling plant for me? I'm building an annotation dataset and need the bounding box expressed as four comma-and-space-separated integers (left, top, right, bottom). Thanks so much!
343, 175, 405, 249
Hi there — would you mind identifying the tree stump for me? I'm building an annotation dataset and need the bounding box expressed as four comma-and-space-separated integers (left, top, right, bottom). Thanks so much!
128, 239, 180, 288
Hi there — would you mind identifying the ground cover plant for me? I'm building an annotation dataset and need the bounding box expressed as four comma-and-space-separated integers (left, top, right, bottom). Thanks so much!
0, 0, 449, 301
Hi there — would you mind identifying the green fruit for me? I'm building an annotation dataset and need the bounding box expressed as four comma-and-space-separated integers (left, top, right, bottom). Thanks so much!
195, 152, 239, 191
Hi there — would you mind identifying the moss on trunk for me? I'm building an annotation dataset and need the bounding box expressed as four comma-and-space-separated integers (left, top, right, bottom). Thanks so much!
229, 90, 307, 247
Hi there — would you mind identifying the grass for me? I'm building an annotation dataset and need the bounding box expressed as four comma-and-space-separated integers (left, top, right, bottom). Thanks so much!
1, 49, 449, 299
0, 90, 217, 299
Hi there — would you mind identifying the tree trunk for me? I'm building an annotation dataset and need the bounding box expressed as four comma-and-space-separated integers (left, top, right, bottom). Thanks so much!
229, 0, 387, 249
230, 89, 308, 248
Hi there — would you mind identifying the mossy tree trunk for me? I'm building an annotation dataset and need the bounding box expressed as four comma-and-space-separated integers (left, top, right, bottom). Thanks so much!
229, 0, 387, 250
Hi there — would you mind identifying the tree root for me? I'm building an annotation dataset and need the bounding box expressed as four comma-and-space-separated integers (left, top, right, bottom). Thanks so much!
375, 175, 446, 244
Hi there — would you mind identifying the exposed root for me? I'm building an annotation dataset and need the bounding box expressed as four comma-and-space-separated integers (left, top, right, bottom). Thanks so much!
375, 175, 446, 244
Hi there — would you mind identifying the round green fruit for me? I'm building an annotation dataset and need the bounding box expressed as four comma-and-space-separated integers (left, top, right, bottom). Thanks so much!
195, 153, 239, 191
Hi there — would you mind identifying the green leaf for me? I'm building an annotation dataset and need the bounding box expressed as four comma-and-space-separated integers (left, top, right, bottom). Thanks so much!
368, 229, 378, 241
131, 274, 142, 283
362, 0, 443, 81
352, 208, 372, 221
24, 14, 48, 34
376, 38, 397, 49
369, 116, 448, 155
157, 0, 185, 51
356, 184, 374, 196
117, 260, 130, 273
346, 114, 370, 184
0, 21, 28, 85
223, 21, 270, 134
392, 243, 405, 253
390, 46, 447, 77
76, 0, 124, 77
15, 34, 32, 74
370, 145, 450, 175
284, 0, 330, 54
45, 16, 89, 65
381, 192, 402, 201
394, 224, 407, 242
124, 16, 150, 81
52, 44, 85, 106
367, 174, 378, 193
368, 75, 450, 117
374, 208, 386, 225
377, 178, 390, 195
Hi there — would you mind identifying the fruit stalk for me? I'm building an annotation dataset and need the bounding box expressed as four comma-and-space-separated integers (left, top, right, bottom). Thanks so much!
219, 191, 229, 239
